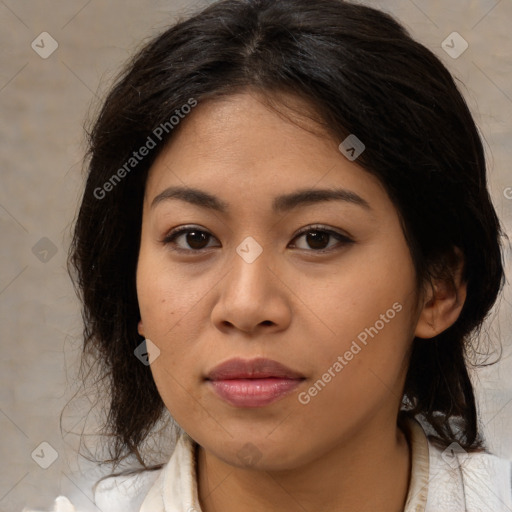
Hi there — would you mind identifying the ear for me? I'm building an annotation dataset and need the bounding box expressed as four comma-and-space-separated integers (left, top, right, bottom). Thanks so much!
414, 249, 467, 339
137, 319, 145, 337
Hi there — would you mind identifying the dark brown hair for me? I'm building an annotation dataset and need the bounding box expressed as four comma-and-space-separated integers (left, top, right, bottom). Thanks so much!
67, 0, 506, 471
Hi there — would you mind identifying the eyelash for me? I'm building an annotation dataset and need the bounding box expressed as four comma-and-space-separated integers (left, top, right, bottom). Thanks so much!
160, 224, 354, 254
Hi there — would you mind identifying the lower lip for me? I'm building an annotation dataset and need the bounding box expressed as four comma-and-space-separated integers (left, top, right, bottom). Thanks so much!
208, 378, 303, 407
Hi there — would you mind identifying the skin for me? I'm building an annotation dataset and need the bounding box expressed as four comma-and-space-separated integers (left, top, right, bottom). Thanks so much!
136, 89, 466, 512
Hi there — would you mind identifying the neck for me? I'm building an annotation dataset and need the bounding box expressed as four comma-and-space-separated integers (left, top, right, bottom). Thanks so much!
197, 415, 411, 512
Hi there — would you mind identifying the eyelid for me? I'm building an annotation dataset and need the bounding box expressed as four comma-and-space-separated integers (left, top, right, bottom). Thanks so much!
161, 223, 354, 253
160, 224, 219, 250
289, 224, 354, 252
292, 224, 353, 242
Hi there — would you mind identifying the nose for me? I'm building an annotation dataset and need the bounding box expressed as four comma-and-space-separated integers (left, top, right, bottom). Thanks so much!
210, 241, 292, 336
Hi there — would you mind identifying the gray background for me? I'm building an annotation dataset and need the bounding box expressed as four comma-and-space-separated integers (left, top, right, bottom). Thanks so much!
1, 0, 511, 510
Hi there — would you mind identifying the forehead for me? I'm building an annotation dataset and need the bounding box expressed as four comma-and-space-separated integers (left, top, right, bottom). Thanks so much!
144, 90, 388, 215
154, 91, 333, 162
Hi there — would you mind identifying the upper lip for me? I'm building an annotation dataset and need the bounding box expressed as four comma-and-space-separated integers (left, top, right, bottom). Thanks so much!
206, 357, 304, 380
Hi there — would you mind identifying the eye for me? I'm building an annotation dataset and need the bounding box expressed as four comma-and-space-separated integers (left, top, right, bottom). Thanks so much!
161, 225, 219, 252
289, 225, 353, 252
161, 224, 353, 254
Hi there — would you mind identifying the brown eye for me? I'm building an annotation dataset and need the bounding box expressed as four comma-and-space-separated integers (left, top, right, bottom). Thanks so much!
162, 226, 219, 252
184, 230, 210, 249
291, 226, 353, 252
304, 231, 330, 250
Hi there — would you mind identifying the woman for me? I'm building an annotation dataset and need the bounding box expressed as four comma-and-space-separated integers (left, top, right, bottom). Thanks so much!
31, 0, 512, 510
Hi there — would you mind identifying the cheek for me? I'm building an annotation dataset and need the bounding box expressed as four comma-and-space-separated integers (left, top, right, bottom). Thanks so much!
136, 243, 209, 336
136, 249, 213, 399
316, 244, 416, 344
304, 239, 417, 390
137, 274, 198, 367
297, 291, 414, 434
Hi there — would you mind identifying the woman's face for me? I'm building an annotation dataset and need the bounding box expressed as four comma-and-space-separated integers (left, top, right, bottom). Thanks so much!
136, 90, 424, 470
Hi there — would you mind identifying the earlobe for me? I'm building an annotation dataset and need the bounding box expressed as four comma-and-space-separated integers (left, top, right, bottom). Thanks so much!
414, 251, 467, 339
137, 319, 145, 337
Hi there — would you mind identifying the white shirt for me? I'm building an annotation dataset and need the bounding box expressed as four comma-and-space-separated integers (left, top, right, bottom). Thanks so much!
25, 418, 512, 512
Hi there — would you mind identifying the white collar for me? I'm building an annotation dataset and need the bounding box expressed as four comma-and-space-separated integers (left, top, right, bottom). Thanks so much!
139, 432, 201, 512
93, 418, 511, 512
139, 419, 429, 511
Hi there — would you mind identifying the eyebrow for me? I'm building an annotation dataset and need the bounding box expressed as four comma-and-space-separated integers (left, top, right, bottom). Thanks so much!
150, 185, 371, 213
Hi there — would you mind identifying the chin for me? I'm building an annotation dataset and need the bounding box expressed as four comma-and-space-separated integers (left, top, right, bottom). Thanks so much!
201, 434, 311, 472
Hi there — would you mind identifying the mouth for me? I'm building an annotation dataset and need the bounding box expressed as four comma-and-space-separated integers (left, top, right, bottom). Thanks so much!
205, 357, 305, 408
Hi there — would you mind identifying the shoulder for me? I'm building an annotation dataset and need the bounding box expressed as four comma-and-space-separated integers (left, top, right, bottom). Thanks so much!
94, 433, 198, 511
93, 467, 163, 512
426, 435, 512, 511
22, 470, 163, 512
30, 433, 195, 512
22, 496, 78, 512
402, 416, 512, 511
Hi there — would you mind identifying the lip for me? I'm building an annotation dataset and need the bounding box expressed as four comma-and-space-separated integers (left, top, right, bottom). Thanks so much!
207, 357, 304, 380
206, 357, 305, 407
